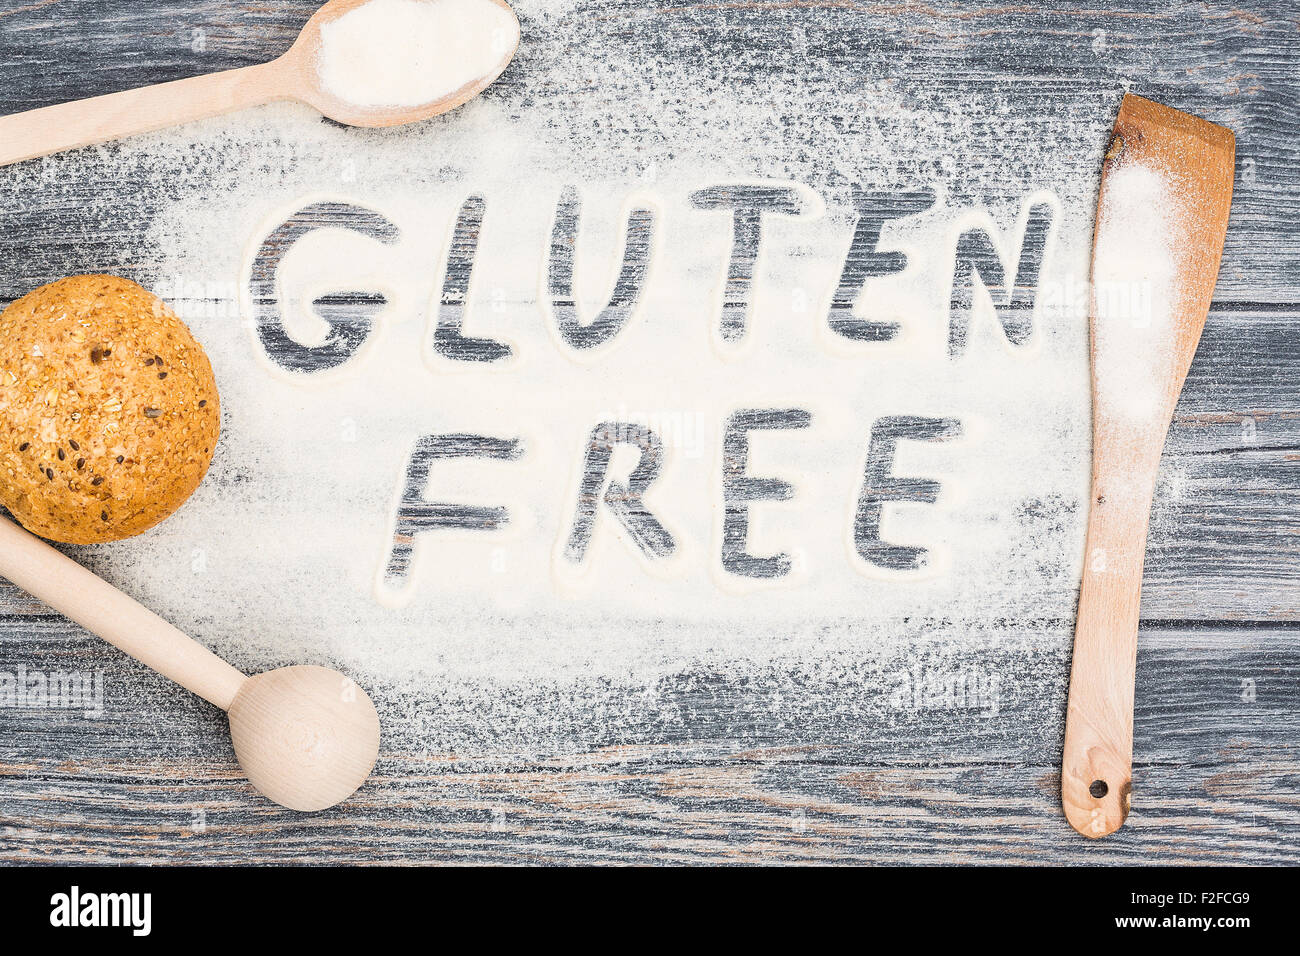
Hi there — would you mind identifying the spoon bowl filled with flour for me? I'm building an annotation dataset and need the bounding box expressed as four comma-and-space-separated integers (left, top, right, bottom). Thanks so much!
294, 0, 521, 126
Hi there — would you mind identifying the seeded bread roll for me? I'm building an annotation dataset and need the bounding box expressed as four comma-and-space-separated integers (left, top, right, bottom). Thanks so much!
0, 275, 220, 544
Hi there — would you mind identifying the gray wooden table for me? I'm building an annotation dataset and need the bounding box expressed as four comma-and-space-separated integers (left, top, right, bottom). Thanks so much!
0, 0, 1296, 865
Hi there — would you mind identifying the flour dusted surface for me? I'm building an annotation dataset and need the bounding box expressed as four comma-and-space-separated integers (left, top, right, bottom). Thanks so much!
3, 3, 1131, 753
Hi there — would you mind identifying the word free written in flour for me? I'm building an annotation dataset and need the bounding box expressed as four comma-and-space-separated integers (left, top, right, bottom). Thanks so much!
240, 181, 1061, 607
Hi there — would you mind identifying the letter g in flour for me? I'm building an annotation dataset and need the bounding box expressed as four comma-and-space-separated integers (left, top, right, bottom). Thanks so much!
248, 200, 400, 373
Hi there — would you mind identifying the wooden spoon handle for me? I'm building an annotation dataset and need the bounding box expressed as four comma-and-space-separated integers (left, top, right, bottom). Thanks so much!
0, 61, 284, 168
0, 518, 247, 710
1061, 460, 1159, 838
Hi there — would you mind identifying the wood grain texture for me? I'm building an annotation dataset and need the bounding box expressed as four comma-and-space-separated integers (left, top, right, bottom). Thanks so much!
0, 626, 1296, 864
0, 0, 1296, 864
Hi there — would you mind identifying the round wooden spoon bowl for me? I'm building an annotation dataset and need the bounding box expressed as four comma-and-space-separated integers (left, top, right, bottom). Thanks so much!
289, 0, 521, 128
229, 665, 381, 812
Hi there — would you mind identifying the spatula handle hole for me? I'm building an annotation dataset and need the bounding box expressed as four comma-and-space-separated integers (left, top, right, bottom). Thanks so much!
1089, 779, 1109, 799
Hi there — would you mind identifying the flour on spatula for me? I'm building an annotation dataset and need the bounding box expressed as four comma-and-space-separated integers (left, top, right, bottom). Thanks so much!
1091, 160, 1182, 424
317, 0, 518, 109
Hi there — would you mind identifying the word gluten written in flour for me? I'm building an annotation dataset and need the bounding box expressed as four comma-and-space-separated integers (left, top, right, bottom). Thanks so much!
244, 183, 1056, 602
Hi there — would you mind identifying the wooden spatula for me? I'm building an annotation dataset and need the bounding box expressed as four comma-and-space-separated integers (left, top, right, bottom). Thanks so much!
1062, 94, 1235, 838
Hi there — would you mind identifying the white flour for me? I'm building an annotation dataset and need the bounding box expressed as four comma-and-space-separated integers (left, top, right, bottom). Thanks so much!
318, 0, 519, 109
2, 3, 1135, 753
1091, 161, 1180, 425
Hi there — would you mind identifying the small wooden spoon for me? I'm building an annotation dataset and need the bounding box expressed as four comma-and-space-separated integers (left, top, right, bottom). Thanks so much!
0, 516, 380, 812
0, 0, 520, 168
1062, 94, 1234, 838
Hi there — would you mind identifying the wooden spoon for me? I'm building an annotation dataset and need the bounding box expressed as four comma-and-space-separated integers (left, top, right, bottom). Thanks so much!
0, 516, 380, 812
0, 0, 520, 168
1062, 94, 1234, 838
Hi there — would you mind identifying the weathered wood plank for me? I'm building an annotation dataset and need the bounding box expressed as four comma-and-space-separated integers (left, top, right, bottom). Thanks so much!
1, 628, 1296, 863
3, 760, 1297, 865
4, 619, 1296, 757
